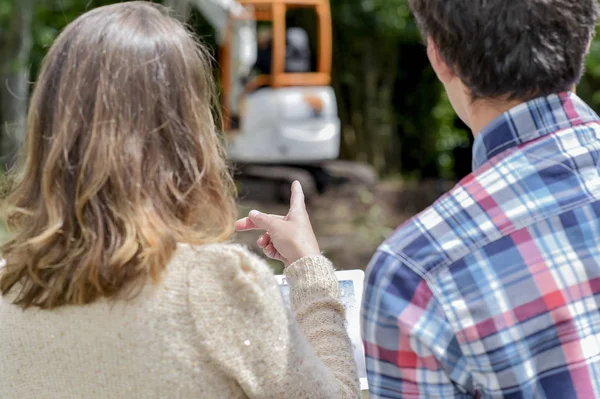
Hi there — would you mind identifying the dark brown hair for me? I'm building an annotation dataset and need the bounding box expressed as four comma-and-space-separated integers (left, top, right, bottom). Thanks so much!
0, 1, 236, 308
409, 0, 600, 100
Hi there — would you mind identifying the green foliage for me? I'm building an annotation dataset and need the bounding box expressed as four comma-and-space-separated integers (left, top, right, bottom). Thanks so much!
580, 28, 600, 110
332, 0, 419, 40
29, 0, 119, 79
433, 93, 469, 179
0, 0, 12, 21
329, 0, 471, 179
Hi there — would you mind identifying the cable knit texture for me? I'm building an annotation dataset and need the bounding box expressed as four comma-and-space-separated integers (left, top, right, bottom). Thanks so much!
0, 243, 359, 398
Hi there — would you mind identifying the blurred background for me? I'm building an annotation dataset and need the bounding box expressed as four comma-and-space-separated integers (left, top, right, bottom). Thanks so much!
1, 0, 600, 273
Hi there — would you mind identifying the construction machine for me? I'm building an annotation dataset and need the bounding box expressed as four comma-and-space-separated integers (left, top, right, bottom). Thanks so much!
189, 0, 374, 200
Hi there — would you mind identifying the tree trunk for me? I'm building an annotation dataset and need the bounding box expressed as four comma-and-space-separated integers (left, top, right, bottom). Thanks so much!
0, 0, 34, 170
377, 43, 399, 174
362, 44, 380, 170
331, 31, 356, 161
348, 71, 367, 163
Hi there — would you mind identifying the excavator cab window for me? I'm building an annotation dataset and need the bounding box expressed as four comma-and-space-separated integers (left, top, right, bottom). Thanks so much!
285, 8, 318, 73
250, 16, 316, 77
221, 0, 332, 130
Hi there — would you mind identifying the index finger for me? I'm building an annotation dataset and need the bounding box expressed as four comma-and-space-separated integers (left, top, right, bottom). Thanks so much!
235, 214, 285, 232
235, 217, 259, 231
289, 181, 306, 214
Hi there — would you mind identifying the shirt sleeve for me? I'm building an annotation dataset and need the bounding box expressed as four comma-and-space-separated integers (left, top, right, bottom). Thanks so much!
187, 244, 360, 399
361, 250, 474, 398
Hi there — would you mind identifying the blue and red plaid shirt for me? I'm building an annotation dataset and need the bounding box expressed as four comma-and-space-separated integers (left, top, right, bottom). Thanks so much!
362, 92, 600, 398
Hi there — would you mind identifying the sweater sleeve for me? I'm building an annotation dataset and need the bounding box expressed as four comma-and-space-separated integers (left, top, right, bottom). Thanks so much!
186, 244, 360, 399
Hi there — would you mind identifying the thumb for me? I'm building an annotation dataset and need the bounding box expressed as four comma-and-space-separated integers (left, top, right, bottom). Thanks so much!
249, 210, 281, 232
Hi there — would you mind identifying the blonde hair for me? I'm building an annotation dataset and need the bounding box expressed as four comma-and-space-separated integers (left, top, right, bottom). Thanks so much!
0, 2, 236, 308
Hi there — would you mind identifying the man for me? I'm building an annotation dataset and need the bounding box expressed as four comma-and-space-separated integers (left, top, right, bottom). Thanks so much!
252, 25, 273, 76
361, 0, 600, 398
285, 27, 311, 73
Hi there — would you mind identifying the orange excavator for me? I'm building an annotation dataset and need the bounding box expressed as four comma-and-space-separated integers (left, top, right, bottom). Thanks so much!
191, 0, 375, 199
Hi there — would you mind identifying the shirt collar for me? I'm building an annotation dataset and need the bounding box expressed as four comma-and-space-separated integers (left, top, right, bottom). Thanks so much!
472, 92, 600, 171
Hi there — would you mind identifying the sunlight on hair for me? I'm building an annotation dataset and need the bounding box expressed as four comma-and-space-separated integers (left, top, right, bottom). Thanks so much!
0, 2, 236, 309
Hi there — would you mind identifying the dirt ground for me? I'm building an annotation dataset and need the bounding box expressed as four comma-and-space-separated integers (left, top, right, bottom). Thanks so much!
234, 178, 451, 274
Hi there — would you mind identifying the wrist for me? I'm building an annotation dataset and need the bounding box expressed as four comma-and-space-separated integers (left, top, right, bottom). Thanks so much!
284, 255, 338, 306
290, 241, 321, 265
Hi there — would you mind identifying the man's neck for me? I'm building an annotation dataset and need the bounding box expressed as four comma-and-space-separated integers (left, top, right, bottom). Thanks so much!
468, 87, 577, 137
468, 98, 524, 137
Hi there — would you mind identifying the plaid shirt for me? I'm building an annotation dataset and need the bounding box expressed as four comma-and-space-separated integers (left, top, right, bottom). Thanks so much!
362, 92, 600, 398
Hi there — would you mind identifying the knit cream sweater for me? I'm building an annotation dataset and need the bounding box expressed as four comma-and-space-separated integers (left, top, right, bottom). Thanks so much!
0, 243, 359, 398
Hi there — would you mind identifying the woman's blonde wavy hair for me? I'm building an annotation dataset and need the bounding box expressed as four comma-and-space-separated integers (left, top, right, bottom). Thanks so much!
0, 2, 236, 309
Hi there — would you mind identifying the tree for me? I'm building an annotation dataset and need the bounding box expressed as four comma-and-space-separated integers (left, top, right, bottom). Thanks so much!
329, 0, 462, 177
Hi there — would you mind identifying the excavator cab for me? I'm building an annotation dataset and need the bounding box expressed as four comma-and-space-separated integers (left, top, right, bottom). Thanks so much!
220, 0, 340, 164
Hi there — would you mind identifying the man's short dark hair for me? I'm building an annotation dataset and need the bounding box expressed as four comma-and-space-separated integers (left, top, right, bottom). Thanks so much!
409, 0, 600, 100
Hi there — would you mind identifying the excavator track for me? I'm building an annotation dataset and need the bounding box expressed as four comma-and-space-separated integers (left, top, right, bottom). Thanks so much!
236, 165, 318, 203
234, 161, 377, 204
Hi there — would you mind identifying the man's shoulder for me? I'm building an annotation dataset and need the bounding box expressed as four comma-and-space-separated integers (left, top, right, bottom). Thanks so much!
379, 173, 517, 277
377, 117, 600, 278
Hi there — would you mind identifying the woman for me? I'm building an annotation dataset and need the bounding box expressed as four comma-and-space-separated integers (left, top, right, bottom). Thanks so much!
0, 2, 359, 398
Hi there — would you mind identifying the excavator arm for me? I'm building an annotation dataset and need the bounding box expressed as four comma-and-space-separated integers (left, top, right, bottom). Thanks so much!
188, 0, 247, 44
184, 0, 257, 112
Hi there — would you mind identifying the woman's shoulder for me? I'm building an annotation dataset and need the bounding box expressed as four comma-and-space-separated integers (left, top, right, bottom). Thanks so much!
178, 242, 284, 321
174, 241, 261, 264
172, 242, 272, 280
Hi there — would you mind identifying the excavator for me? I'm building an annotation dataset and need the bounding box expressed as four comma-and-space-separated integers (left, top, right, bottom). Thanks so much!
188, 0, 374, 200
